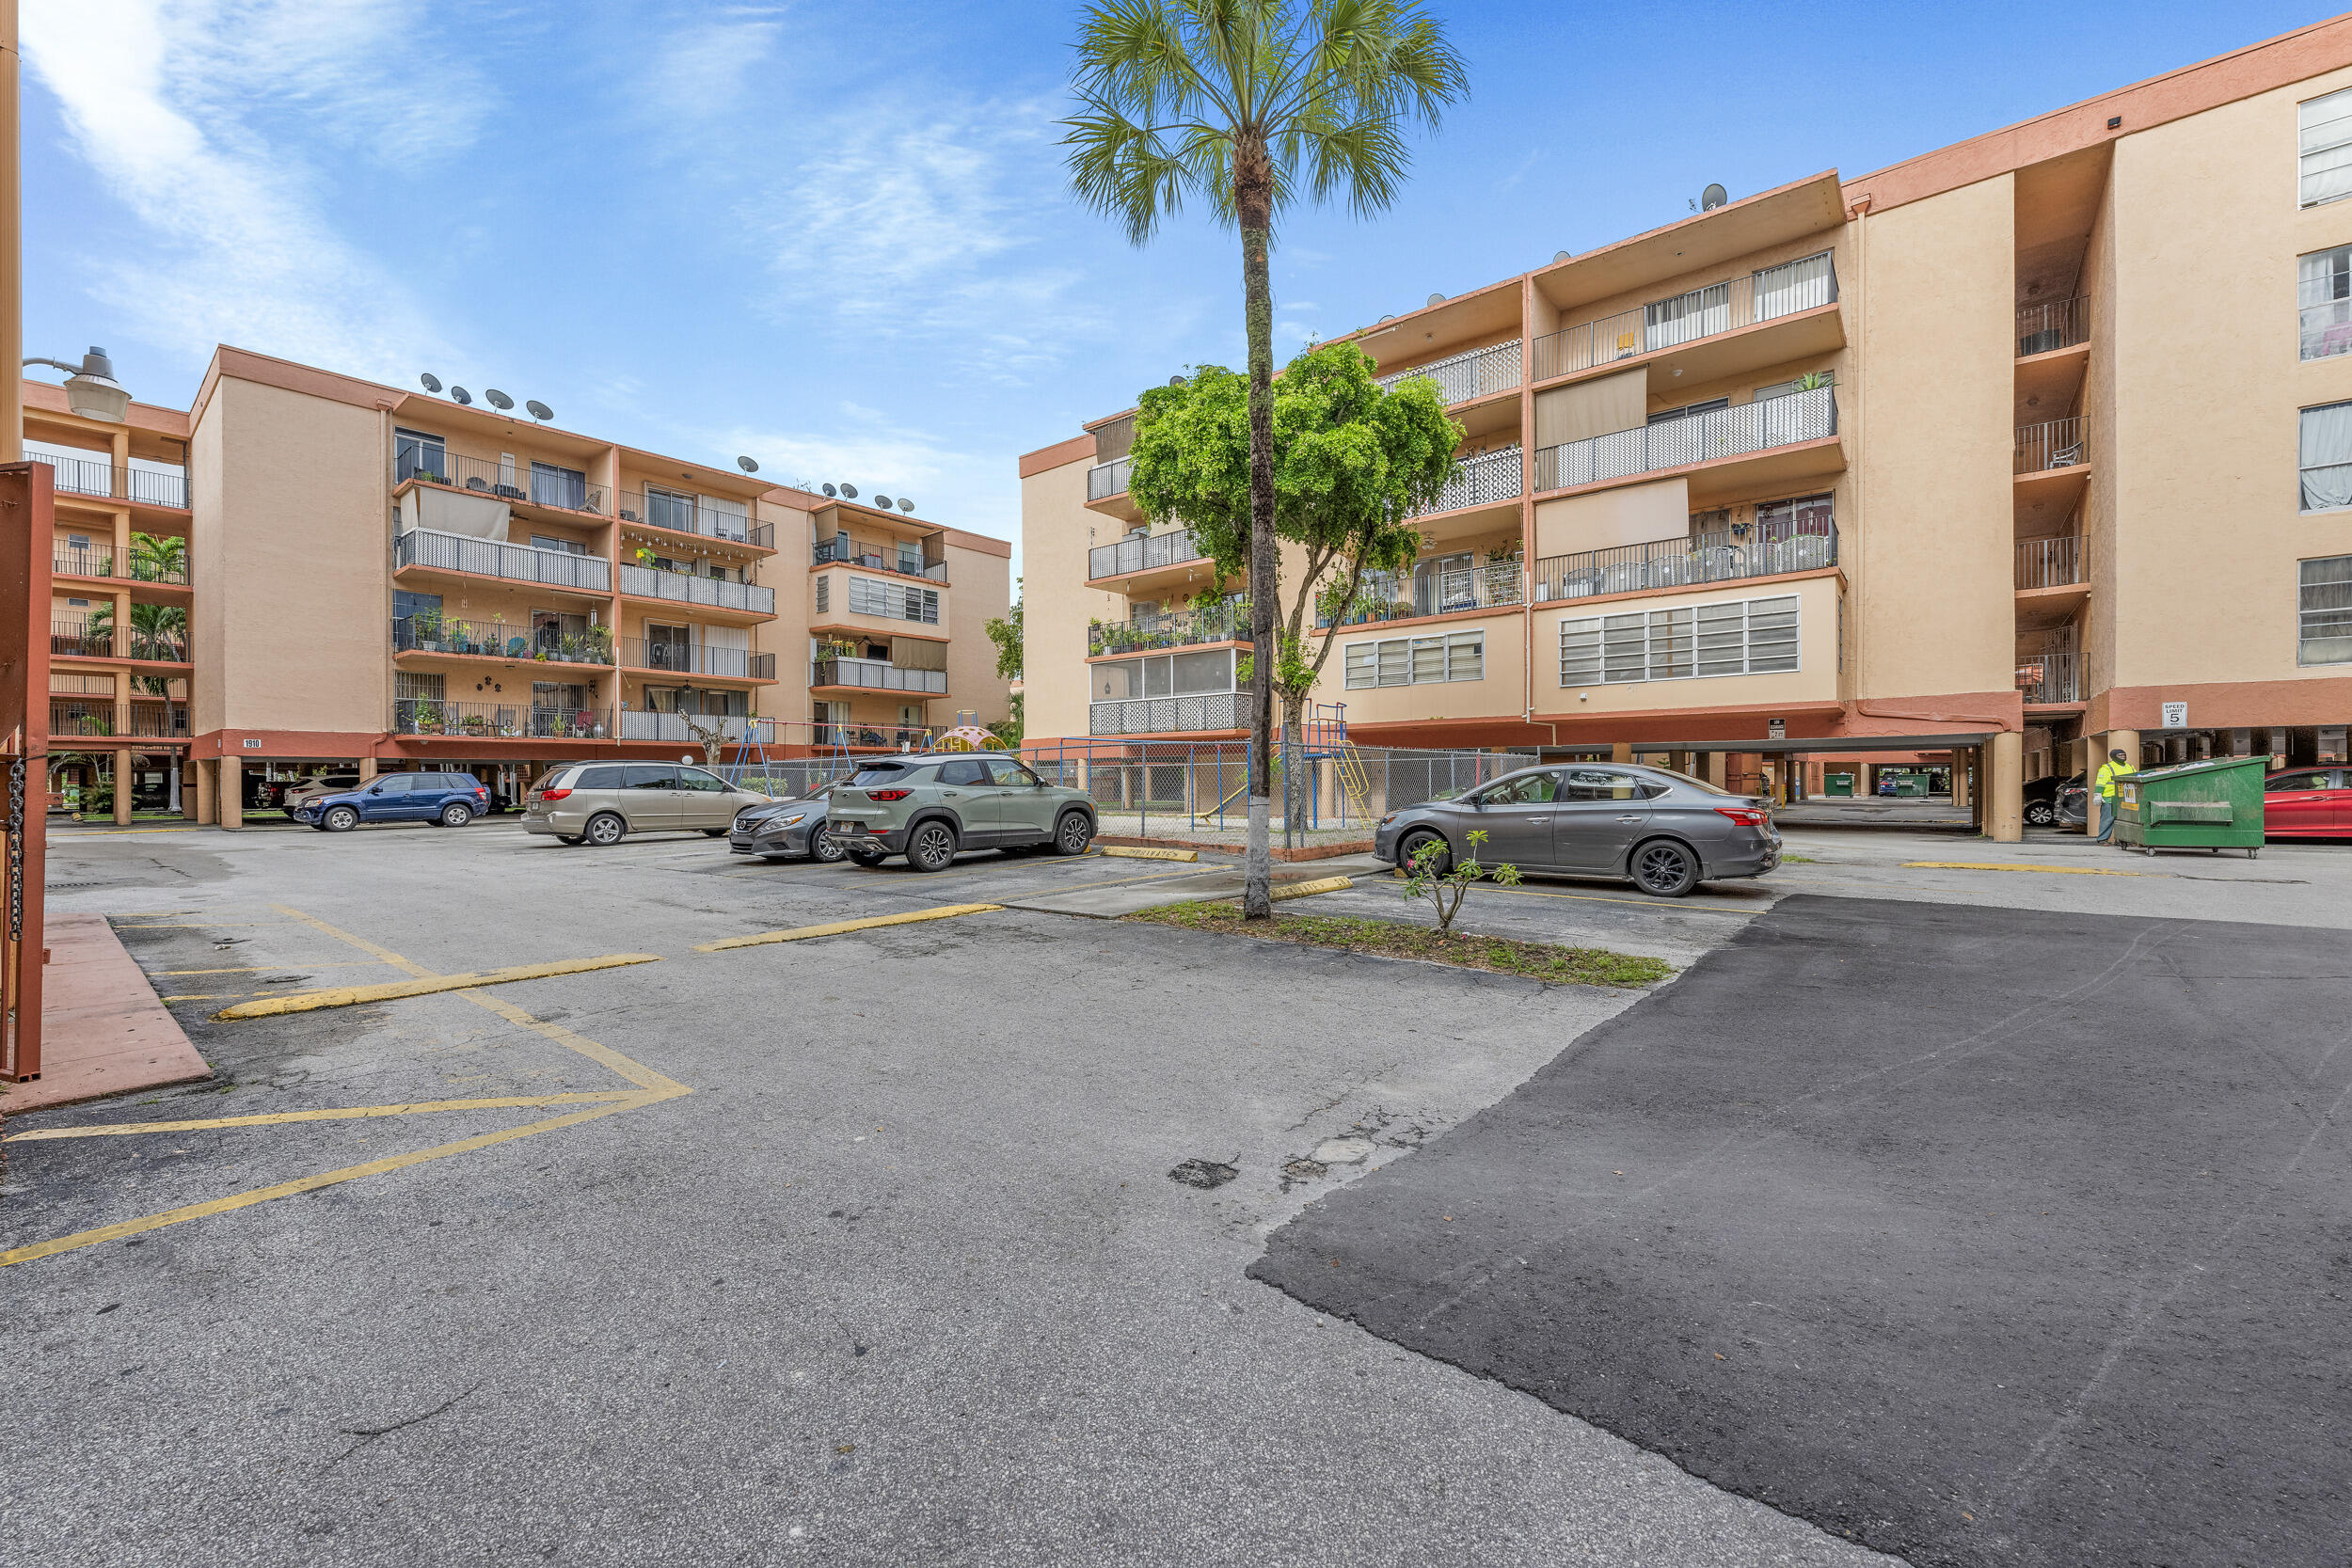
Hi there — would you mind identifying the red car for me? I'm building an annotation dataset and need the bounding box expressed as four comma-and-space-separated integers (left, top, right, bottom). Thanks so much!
2263, 767, 2350, 837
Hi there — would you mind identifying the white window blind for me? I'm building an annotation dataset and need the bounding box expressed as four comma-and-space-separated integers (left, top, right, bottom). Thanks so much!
2301, 555, 2352, 665
2300, 402, 2352, 512
1343, 630, 1485, 688
849, 576, 940, 623
2302, 87, 2352, 208
1753, 250, 1836, 321
2302, 246, 2352, 360
1561, 594, 1799, 685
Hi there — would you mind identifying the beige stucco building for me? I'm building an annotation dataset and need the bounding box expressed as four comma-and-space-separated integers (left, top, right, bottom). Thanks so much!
31, 346, 1010, 822
1018, 18, 2352, 840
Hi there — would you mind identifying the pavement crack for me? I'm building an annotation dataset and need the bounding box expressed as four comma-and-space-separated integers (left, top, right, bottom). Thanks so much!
322, 1384, 481, 1471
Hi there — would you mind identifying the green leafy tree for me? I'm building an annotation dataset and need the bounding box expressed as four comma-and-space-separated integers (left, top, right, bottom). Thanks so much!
984, 579, 1025, 680
1128, 342, 1460, 831
1398, 827, 1521, 936
129, 531, 187, 584
1064, 0, 1466, 918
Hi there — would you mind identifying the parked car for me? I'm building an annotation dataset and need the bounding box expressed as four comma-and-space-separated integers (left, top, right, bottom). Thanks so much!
521, 761, 771, 847
2264, 766, 2350, 837
826, 752, 1097, 870
730, 794, 845, 863
294, 769, 489, 832
2024, 771, 2084, 828
278, 772, 363, 816
1373, 762, 1779, 898
2056, 777, 2090, 828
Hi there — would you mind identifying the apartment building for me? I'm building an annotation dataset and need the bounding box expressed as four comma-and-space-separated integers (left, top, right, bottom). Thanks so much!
26, 346, 1009, 823
1019, 17, 2352, 840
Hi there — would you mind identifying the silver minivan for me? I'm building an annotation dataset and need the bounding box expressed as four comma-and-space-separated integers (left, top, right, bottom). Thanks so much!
521, 761, 770, 847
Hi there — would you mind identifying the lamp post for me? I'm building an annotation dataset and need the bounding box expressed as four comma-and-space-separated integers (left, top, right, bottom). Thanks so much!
3, 0, 21, 461
24, 348, 131, 422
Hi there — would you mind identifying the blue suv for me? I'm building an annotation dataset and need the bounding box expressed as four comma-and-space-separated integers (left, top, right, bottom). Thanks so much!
294, 769, 488, 832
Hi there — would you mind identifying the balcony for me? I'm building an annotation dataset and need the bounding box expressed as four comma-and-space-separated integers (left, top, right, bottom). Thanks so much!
1531, 251, 1836, 382
50, 699, 185, 739
1087, 456, 1133, 501
814, 535, 946, 581
1089, 595, 1246, 656
1089, 527, 1210, 581
30, 447, 188, 509
398, 450, 608, 516
1375, 340, 1522, 404
618, 562, 775, 614
395, 527, 612, 593
2018, 297, 2089, 357
1536, 387, 1837, 493
621, 640, 777, 680
817, 721, 944, 751
2016, 649, 2081, 705
1413, 447, 1522, 519
1089, 691, 1242, 736
394, 701, 610, 740
811, 657, 946, 694
52, 623, 186, 662
2016, 536, 2087, 590
394, 615, 612, 666
1322, 561, 1523, 628
619, 709, 756, 744
618, 489, 772, 547
1534, 519, 1837, 603
2015, 416, 2086, 475
53, 544, 188, 586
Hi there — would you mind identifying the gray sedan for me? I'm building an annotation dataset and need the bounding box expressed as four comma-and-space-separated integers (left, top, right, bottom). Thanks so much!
1372, 763, 1779, 897
728, 795, 845, 863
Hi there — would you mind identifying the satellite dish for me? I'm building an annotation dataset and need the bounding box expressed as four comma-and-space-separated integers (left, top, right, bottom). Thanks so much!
1377, 314, 1395, 324
839, 483, 859, 499
1426, 293, 1445, 307
822, 483, 837, 498
451, 387, 473, 405
736, 456, 758, 474
526, 400, 553, 422
1553, 249, 1572, 262
898, 499, 914, 514
1168, 374, 1185, 387
1701, 182, 1728, 211
873, 495, 892, 510
420, 372, 443, 393
485, 388, 514, 411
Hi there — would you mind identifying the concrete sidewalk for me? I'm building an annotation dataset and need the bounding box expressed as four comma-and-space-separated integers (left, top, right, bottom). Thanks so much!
2, 914, 212, 1116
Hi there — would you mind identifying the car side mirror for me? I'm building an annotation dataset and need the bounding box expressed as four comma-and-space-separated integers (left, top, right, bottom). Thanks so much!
368, 786, 384, 796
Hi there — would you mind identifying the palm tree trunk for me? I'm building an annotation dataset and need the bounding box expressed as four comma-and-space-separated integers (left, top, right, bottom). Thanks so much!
1238, 150, 1277, 921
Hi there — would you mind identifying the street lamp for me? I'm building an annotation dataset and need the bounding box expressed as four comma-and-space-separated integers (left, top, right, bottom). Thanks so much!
24, 346, 129, 422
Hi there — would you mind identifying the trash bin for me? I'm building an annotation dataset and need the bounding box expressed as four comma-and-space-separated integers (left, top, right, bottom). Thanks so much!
1891, 773, 1927, 799
2112, 754, 2266, 858
1824, 772, 1854, 797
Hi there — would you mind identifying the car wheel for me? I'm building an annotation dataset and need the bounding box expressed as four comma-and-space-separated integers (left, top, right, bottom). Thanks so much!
1630, 838, 1699, 897
1052, 811, 1095, 856
322, 805, 359, 833
810, 825, 846, 863
557, 834, 585, 846
1397, 829, 1451, 875
439, 802, 473, 827
2024, 800, 2055, 827
702, 828, 726, 838
846, 847, 887, 867
584, 812, 627, 847
907, 820, 959, 872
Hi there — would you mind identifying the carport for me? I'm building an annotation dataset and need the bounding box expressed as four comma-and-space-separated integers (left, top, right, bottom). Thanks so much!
1544, 731, 2014, 837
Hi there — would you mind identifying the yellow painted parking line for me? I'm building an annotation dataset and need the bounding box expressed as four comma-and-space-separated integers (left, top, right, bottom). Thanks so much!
695, 903, 1004, 952
4, 1093, 641, 1142
212, 952, 663, 1020
1270, 875, 1352, 901
1099, 845, 1200, 863
159, 961, 391, 976
1902, 861, 2153, 877
113, 921, 295, 929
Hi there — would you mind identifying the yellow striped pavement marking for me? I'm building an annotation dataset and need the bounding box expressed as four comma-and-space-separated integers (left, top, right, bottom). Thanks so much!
212, 953, 661, 1019
1269, 875, 1353, 902
1098, 845, 1200, 863
160, 962, 392, 975
4, 1093, 641, 1142
694, 903, 1004, 952
1901, 861, 2153, 878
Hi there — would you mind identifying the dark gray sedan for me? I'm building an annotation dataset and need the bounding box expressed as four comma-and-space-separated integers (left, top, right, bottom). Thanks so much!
1372, 763, 1779, 897
728, 795, 845, 863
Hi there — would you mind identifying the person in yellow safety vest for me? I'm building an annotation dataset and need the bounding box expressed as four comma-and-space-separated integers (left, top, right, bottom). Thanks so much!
2092, 747, 2137, 843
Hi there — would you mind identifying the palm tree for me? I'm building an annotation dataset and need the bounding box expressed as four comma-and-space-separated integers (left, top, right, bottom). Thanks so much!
129, 531, 188, 585
1063, 0, 1465, 916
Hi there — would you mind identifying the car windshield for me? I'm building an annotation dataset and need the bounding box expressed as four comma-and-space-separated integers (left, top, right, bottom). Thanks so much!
847, 764, 914, 787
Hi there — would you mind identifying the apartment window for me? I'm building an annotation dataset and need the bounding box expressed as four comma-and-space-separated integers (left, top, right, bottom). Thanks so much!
897, 541, 922, 575
2301, 87, 2352, 208
394, 590, 442, 621
2300, 401, 2352, 511
1753, 492, 1836, 535
1645, 281, 1730, 351
1341, 630, 1484, 689
529, 462, 588, 512
394, 428, 446, 483
1096, 648, 1235, 700
644, 486, 695, 532
1560, 594, 1799, 685
2302, 246, 2352, 359
815, 575, 829, 612
66, 532, 89, 549
1752, 372, 1836, 403
64, 596, 89, 609
393, 672, 446, 705
848, 575, 939, 624
530, 533, 586, 556
2302, 556, 2352, 665
1753, 250, 1836, 321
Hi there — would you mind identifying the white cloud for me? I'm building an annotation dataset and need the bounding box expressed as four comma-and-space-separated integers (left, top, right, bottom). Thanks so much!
710, 408, 1018, 547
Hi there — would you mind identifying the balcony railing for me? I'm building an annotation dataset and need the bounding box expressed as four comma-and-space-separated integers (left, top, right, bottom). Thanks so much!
618, 490, 771, 547
1536, 387, 1837, 492
395, 527, 612, 593
815, 721, 946, 751
2016, 536, 2087, 590
1321, 562, 1523, 628
1089, 595, 1247, 656
1375, 340, 1523, 404
1534, 519, 1837, 602
1087, 456, 1133, 501
814, 536, 947, 581
50, 700, 116, 736
1089, 527, 1209, 580
30, 448, 189, 509
395, 701, 610, 739
618, 562, 776, 613
2017, 297, 2089, 356
2016, 649, 2081, 705
811, 657, 947, 694
394, 615, 612, 666
621, 640, 776, 680
1414, 446, 1523, 518
50, 624, 188, 662
1531, 251, 1837, 381
1089, 691, 1242, 736
52, 545, 190, 585
49, 699, 183, 738
399, 450, 608, 516
2015, 416, 2086, 475
619, 710, 755, 743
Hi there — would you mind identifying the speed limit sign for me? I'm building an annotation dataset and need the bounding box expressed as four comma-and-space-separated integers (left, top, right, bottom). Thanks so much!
2161, 701, 2187, 728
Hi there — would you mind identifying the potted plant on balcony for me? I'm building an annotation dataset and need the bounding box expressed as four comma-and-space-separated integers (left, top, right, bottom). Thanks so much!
461, 712, 488, 736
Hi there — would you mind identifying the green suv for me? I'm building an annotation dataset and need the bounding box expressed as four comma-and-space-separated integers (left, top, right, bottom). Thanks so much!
826, 753, 1097, 870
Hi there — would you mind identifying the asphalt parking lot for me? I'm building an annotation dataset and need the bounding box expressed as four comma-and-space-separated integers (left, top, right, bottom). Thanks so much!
6, 817, 2349, 1567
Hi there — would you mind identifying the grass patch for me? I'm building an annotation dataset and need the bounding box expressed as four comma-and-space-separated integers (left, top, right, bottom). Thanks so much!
1127, 899, 1672, 988
1780, 853, 1819, 863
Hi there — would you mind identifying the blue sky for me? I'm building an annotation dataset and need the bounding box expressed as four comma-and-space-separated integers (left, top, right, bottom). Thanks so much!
24, 1, 2341, 567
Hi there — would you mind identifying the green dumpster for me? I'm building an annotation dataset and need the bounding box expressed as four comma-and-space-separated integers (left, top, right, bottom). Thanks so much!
1890, 772, 1927, 798
2112, 754, 2267, 859
1824, 772, 1854, 797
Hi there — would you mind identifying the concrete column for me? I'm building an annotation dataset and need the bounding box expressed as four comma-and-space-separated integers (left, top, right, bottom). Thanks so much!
1951, 752, 1972, 810
357, 754, 378, 784
1699, 751, 1729, 789
1988, 731, 2023, 843
194, 758, 215, 826
112, 747, 132, 824
221, 756, 242, 830
1610, 741, 1634, 763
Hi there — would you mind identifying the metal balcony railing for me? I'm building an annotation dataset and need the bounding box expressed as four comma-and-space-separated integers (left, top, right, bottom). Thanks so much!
1413, 446, 1523, 517
51, 545, 191, 584
55, 700, 186, 738
2016, 649, 2081, 705
398, 449, 608, 515
50, 700, 116, 736
1534, 519, 1837, 602
1321, 562, 1523, 627
1089, 691, 1243, 736
1537, 387, 1837, 492
2017, 297, 2089, 356
30, 448, 189, 509
2016, 536, 2087, 590
815, 721, 946, 751
395, 527, 612, 593
1089, 595, 1248, 656
813, 535, 947, 580
619, 710, 756, 743
621, 640, 776, 679
617, 562, 776, 614
1089, 527, 1209, 580
617, 490, 770, 546
394, 701, 611, 739
2015, 416, 2087, 475
810, 657, 946, 694
1375, 340, 1523, 403
50, 623, 188, 662
1087, 456, 1133, 501
394, 615, 613, 666
1530, 251, 1837, 381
